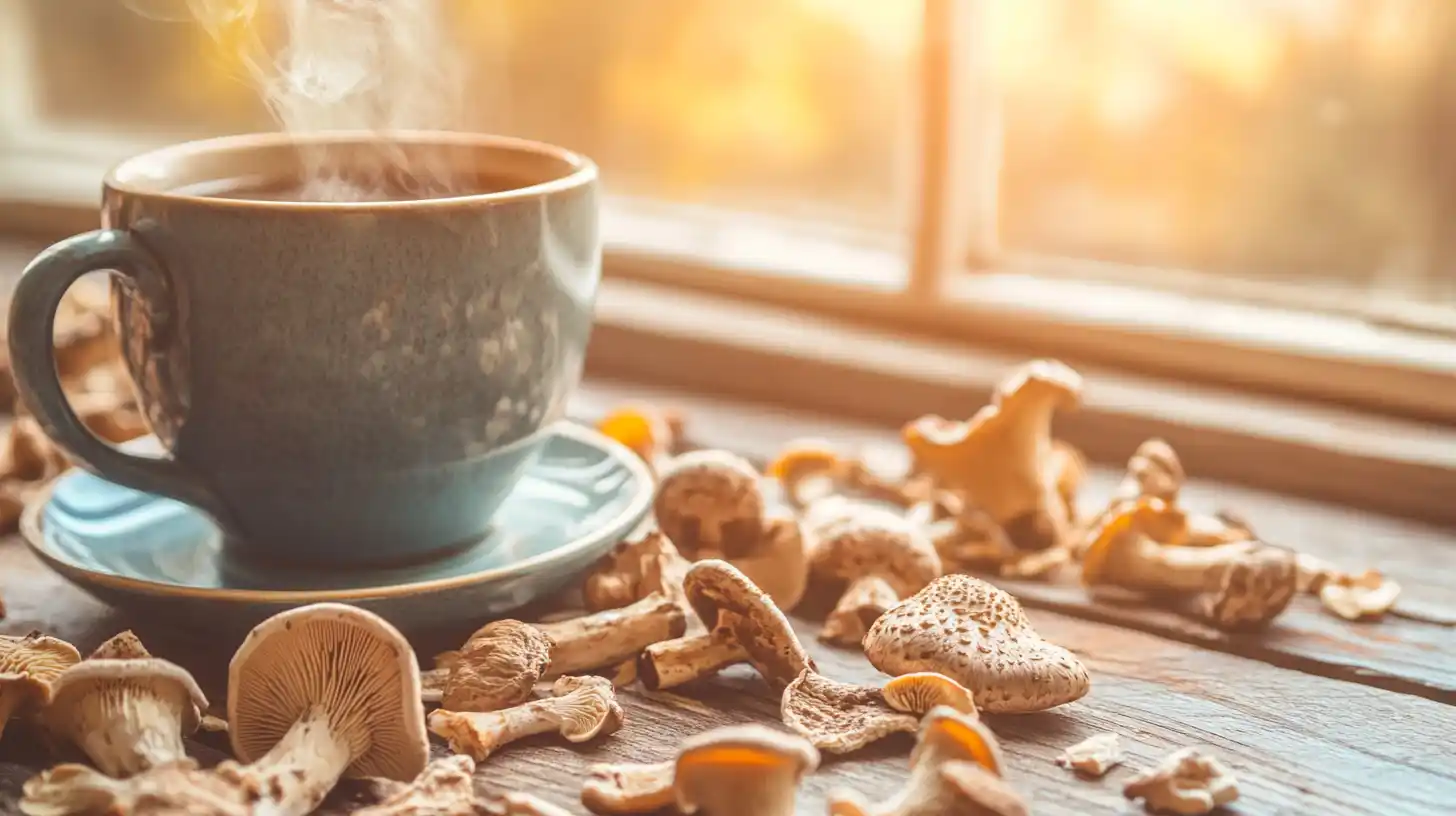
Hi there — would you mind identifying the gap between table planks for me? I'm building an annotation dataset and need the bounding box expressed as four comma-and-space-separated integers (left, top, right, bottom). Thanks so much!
570, 382, 1456, 705
1, 543, 1453, 815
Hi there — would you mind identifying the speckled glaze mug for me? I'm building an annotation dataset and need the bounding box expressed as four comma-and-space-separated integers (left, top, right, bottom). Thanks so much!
8, 132, 599, 565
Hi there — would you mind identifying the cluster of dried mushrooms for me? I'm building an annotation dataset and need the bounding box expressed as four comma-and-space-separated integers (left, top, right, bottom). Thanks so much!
0, 357, 1406, 814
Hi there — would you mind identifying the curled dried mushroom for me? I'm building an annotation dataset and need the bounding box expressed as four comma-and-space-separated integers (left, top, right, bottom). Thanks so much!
828, 707, 1025, 816
806, 501, 941, 646
0, 632, 81, 744
581, 761, 676, 815
1056, 732, 1123, 777
902, 360, 1082, 553
1318, 569, 1402, 621
218, 603, 429, 816
1123, 747, 1239, 815
1083, 498, 1298, 630
429, 675, 623, 761
768, 440, 924, 511
439, 620, 555, 712
863, 574, 1089, 713
781, 669, 976, 754
639, 560, 813, 691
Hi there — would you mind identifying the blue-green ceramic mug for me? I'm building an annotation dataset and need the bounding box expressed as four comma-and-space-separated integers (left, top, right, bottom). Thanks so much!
8, 132, 600, 566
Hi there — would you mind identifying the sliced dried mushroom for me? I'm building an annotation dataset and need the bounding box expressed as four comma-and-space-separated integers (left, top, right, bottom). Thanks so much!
0, 632, 81, 744
40, 656, 208, 777
863, 574, 1089, 713
1318, 569, 1401, 621
674, 724, 819, 816
441, 620, 555, 712
597, 403, 682, 472
1056, 732, 1123, 777
902, 360, 1082, 552
21, 762, 250, 816
1123, 747, 1239, 815
218, 603, 429, 816
828, 707, 1021, 816
1083, 498, 1298, 630
581, 761, 676, 815
582, 531, 693, 614
654, 450, 765, 559
355, 756, 484, 816
806, 501, 941, 646
429, 675, 623, 761
639, 560, 813, 691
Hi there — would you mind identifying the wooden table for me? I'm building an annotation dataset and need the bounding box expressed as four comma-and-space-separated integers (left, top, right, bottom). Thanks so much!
3, 383, 1455, 815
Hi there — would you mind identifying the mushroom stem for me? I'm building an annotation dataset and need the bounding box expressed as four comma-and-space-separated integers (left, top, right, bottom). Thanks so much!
74, 689, 193, 777
0, 691, 21, 738
822, 576, 900, 646
222, 707, 355, 816
674, 761, 803, 816
427, 677, 622, 761
538, 594, 687, 677
1116, 538, 1261, 593
638, 629, 746, 690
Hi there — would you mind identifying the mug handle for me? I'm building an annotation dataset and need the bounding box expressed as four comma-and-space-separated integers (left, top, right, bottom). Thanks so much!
8, 229, 236, 527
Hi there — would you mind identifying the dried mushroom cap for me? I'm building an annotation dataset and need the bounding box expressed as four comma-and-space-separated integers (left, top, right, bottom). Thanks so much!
441, 620, 554, 712
780, 669, 919, 754
731, 515, 811, 611
1056, 732, 1124, 777
221, 603, 428, 816
583, 531, 691, 612
581, 760, 676, 815
87, 630, 151, 660
809, 503, 942, 645
1318, 569, 1402, 621
0, 633, 82, 743
355, 756, 483, 816
1124, 747, 1239, 815
684, 559, 813, 686
428, 675, 623, 761
863, 574, 1089, 713
827, 707, 1010, 816
41, 657, 208, 777
674, 724, 819, 816
21, 762, 250, 816
902, 360, 1082, 552
938, 760, 1031, 816
654, 449, 765, 558
882, 672, 977, 716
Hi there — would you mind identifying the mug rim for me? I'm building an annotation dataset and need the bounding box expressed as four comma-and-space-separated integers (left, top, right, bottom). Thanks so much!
105, 130, 597, 210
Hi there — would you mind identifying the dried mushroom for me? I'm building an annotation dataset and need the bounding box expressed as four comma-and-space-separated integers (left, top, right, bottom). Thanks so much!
86, 630, 151, 660
828, 707, 1025, 816
881, 672, 978, 716
0, 632, 81, 743
654, 450, 765, 559
597, 403, 683, 472
537, 592, 688, 676
582, 531, 693, 614
429, 675, 623, 761
863, 574, 1089, 713
902, 360, 1082, 552
1083, 498, 1298, 630
1318, 569, 1402, 621
355, 756, 485, 816
1123, 747, 1239, 815
40, 657, 208, 777
767, 440, 923, 511
20, 762, 250, 816
218, 603, 429, 816
805, 500, 941, 646
581, 760, 676, 815
440, 620, 555, 712
639, 560, 813, 691
780, 670, 918, 754
1056, 732, 1123, 777
728, 515, 811, 612
674, 724, 819, 816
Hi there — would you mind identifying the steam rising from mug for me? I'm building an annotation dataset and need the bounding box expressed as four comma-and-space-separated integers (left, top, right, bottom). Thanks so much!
138, 0, 465, 201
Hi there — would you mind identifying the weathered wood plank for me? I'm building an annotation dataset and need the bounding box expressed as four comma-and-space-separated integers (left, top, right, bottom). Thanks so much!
3, 538, 1454, 815
571, 384, 1456, 704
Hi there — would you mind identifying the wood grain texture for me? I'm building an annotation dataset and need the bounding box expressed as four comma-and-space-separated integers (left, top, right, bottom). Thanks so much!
573, 384, 1456, 704
3, 535, 1456, 815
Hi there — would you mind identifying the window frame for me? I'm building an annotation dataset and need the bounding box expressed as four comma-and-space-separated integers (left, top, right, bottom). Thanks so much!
1, 0, 1455, 429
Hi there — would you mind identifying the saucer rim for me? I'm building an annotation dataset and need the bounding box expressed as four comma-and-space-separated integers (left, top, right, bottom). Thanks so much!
20, 422, 654, 604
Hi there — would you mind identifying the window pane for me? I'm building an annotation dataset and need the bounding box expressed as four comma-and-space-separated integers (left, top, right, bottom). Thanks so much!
992, 0, 1455, 304
16, 0, 918, 238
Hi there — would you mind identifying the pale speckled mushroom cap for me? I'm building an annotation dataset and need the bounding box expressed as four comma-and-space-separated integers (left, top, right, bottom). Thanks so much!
228, 603, 428, 782
807, 503, 942, 596
683, 560, 814, 687
780, 670, 918, 754
653, 450, 766, 558
863, 575, 1089, 714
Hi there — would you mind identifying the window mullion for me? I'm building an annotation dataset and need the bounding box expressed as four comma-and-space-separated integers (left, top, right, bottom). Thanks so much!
910, 0, 1000, 300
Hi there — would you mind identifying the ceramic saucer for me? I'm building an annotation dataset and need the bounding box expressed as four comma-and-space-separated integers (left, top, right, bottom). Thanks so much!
21, 422, 652, 635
